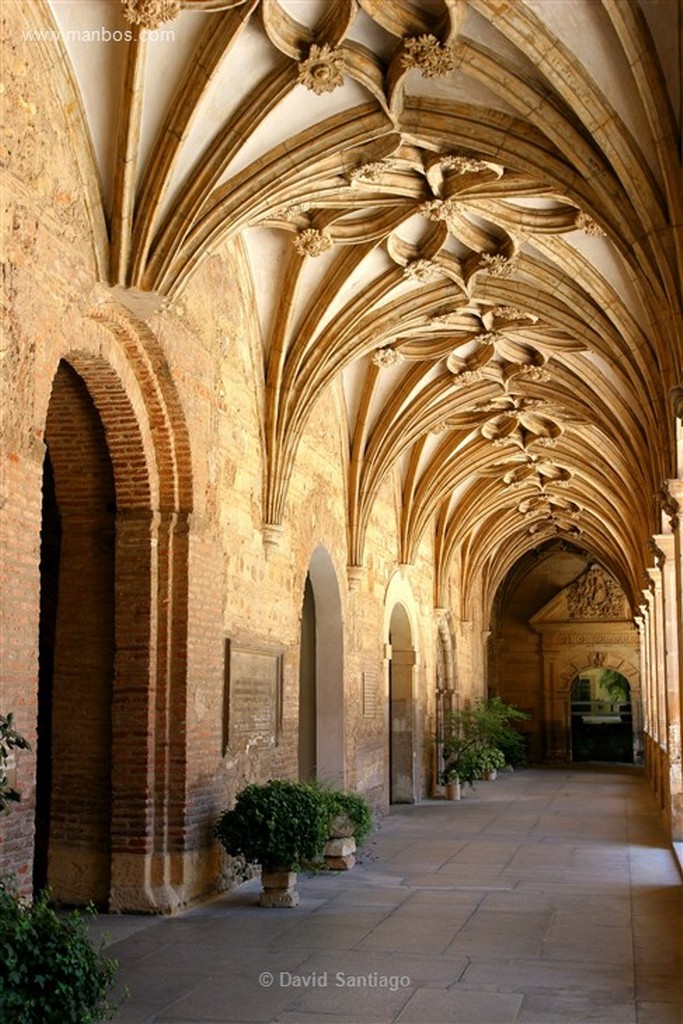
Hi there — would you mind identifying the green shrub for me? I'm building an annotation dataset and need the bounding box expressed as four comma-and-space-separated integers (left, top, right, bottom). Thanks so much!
214, 779, 330, 872
0, 883, 120, 1024
320, 787, 374, 847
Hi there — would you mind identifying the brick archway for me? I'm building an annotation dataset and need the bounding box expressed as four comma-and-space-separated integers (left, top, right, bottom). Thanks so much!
33, 306, 194, 912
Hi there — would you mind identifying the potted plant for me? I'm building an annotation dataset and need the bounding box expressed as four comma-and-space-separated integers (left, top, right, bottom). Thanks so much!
214, 779, 329, 907
441, 735, 493, 797
474, 697, 529, 769
319, 787, 373, 870
478, 745, 506, 780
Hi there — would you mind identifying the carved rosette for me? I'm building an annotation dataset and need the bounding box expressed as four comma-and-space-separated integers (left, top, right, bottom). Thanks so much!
401, 35, 455, 78
121, 0, 180, 28
292, 229, 333, 257
297, 43, 346, 94
372, 347, 405, 368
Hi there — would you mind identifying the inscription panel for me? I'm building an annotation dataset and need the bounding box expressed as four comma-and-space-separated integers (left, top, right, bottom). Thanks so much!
224, 639, 283, 754
362, 669, 381, 718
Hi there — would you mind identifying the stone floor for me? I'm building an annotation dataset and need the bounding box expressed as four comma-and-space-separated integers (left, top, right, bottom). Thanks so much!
92, 766, 682, 1023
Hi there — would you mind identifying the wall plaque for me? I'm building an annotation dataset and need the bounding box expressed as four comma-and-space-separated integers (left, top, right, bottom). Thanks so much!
362, 670, 380, 717
224, 638, 283, 754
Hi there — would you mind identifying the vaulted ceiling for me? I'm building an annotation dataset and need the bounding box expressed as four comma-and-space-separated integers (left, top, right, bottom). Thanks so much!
43, 0, 682, 610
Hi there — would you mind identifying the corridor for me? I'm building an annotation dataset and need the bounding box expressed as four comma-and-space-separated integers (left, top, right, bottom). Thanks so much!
93, 766, 682, 1024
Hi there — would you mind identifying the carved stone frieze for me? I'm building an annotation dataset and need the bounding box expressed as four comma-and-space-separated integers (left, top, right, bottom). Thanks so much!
567, 564, 625, 619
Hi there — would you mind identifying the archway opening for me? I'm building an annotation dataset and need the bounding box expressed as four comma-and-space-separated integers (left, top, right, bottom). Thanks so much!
389, 603, 415, 803
298, 574, 316, 780
570, 669, 633, 763
35, 362, 116, 905
298, 546, 345, 785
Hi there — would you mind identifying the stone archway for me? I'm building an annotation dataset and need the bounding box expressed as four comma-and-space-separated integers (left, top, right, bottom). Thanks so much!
530, 565, 641, 764
298, 545, 345, 786
570, 667, 634, 763
388, 603, 416, 804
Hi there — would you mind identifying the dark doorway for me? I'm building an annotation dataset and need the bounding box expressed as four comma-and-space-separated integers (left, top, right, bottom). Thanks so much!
35, 362, 116, 906
570, 669, 633, 763
298, 574, 316, 780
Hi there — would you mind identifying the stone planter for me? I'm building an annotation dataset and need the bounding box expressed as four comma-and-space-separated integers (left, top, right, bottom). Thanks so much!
259, 869, 299, 908
323, 835, 356, 870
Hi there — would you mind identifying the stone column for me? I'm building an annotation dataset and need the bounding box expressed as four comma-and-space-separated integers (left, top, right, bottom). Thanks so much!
655, 535, 681, 836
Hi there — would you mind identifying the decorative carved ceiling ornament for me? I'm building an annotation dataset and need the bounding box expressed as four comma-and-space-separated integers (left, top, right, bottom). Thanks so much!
451, 368, 484, 388
439, 155, 495, 175
472, 393, 564, 449
348, 162, 389, 186
441, 304, 581, 385
575, 211, 606, 237
297, 43, 346, 94
401, 35, 456, 78
403, 258, 444, 282
419, 198, 463, 225
479, 253, 518, 278
478, 453, 573, 490
518, 494, 581, 520
292, 228, 333, 257
372, 347, 405, 368
567, 564, 624, 619
121, 0, 179, 28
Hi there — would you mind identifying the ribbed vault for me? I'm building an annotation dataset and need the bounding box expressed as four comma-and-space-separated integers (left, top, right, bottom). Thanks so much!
46, 0, 682, 613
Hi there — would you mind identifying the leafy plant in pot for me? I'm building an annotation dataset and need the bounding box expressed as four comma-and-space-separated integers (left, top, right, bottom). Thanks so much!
315, 786, 374, 870
214, 779, 329, 907
441, 735, 493, 797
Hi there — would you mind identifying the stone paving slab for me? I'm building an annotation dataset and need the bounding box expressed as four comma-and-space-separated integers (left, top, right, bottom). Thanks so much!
95, 766, 682, 1024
